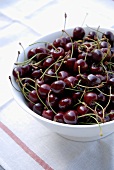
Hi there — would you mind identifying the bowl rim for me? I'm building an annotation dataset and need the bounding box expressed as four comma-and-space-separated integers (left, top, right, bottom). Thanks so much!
9, 26, 114, 129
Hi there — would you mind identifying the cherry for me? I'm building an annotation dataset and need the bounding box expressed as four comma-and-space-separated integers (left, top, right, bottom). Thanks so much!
13, 66, 24, 79
98, 93, 106, 102
87, 74, 101, 86
43, 57, 55, 69
86, 31, 97, 40
84, 92, 98, 106
51, 47, 65, 60
107, 78, 114, 86
74, 59, 88, 73
65, 42, 78, 57
46, 93, 58, 107
58, 71, 69, 80
54, 111, 64, 123
101, 48, 112, 61
35, 79, 44, 86
100, 41, 108, 48
27, 48, 36, 59
92, 49, 103, 62
72, 91, 82, 102
102, 31, 114, 46
64, 58, 76, 71
51, 80, 66, 94
33, 102, 44, 115
28, 90, 39, 103
31, 69, 42, 79
76, 104, 89, 115
44, 69, 56, 83
64, 76, 78, 88
63, 110, 78, 124
42, 109, 55, 120
58, 97, 72, 110
90, 63, 103, 74
38, 84, 51, 99
109, 109, 114, 121
73, 27, 85, 40
28, 101, 34, 110
53, 37, 67, 48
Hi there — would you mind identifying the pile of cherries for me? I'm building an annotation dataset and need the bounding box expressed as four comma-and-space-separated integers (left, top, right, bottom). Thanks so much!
12, 26, 114, 125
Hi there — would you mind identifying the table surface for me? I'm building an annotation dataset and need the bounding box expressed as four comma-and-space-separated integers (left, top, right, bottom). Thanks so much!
0, 0, 114, 170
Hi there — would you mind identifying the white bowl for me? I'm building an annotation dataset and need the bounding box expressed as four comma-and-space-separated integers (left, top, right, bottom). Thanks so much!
10, 27, 114, 142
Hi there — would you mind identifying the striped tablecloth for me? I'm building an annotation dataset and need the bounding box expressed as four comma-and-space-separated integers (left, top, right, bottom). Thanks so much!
0, 0, 114, 169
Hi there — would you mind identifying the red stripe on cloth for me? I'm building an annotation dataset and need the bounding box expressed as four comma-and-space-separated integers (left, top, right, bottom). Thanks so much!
0, 122, 53, 170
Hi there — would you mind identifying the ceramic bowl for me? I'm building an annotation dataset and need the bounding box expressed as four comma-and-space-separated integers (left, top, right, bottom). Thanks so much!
9, 27, 114, 142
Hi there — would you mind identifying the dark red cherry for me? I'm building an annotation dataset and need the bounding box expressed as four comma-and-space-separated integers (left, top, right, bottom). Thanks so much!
65, 58, 76, 71
38, 84, 51, 99
35, 79, 44, 86
74, 59, 88, 73
76, 104, 89, 115
90, 63, 103, 74
87, 74, 101, 86
46, 93, 58, 107
44, 69, 56, 83
51, 47, 65, 60
43, 57, 55, 69
102, 31, 114, 46
72, 91, 82, 102
58, 97, 72, 110
42, 109, 55, 120
51, 80, 66, 94
63, 110, 78, 124
64, 76, 78, 88
109, 110, 114, 121
31, 69, 42, 79
13, 66, 24, 79
87, 31, 97, 40
58, 71, 69, 80
53, 37, 67, 48
100, 41, 108, 48
73, 27, 85, 40
84, 92, 98, 106
98, 93, 106, 102
33, 102, 44, 115
54, 111, 64, 123
92, 49, 103, 62
27, 48, 36, 59
28, 90, 39, 103
107, 78, 114, 86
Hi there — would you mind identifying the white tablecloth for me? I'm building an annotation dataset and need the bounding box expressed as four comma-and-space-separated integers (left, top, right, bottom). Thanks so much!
0, 0, 114, 169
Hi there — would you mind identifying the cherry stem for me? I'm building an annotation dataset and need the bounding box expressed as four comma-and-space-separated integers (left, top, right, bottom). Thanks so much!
9, 76, 21, 92
47, 90, 57, 115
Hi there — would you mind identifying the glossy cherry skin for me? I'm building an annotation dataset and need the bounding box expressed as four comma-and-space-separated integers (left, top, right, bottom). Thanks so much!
58, 71, 69, 80
43, 57, 55, 69
51, 47, 65, 60
90, 64, 103, 74
102, 31, 114, 46
92, 49, 103, 62
31, 69, 42, 79
63, 110, 78, 124
64, 76, 78, 88
84, 92, 98, 106
74, 59, 88, 73
58, 97, 72, 110
54, 111, 64, 123
38, 84, 51, 99
53, 37, 67, 48
87, 31, 97, 40
87, 74, 101, 86
13, 66, 24, 79
42, 109, 55, 120
33, 102, 44, 115
28, 90, 39, 103
76, 104, 89, 116
51, 80, 66, 94
44, 69, 56, 83
73, 27, 85, 40
109, 110, 114, 121
45, 93, 58, 108
27, 48, 36, 59
65, 58, 76, 71
72, 91, 82, 102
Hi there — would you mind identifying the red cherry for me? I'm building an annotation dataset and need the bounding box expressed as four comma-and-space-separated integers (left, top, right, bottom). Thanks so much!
63, 110, 78, 124
42, 109, 55, 120
84, 92, 98, 106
